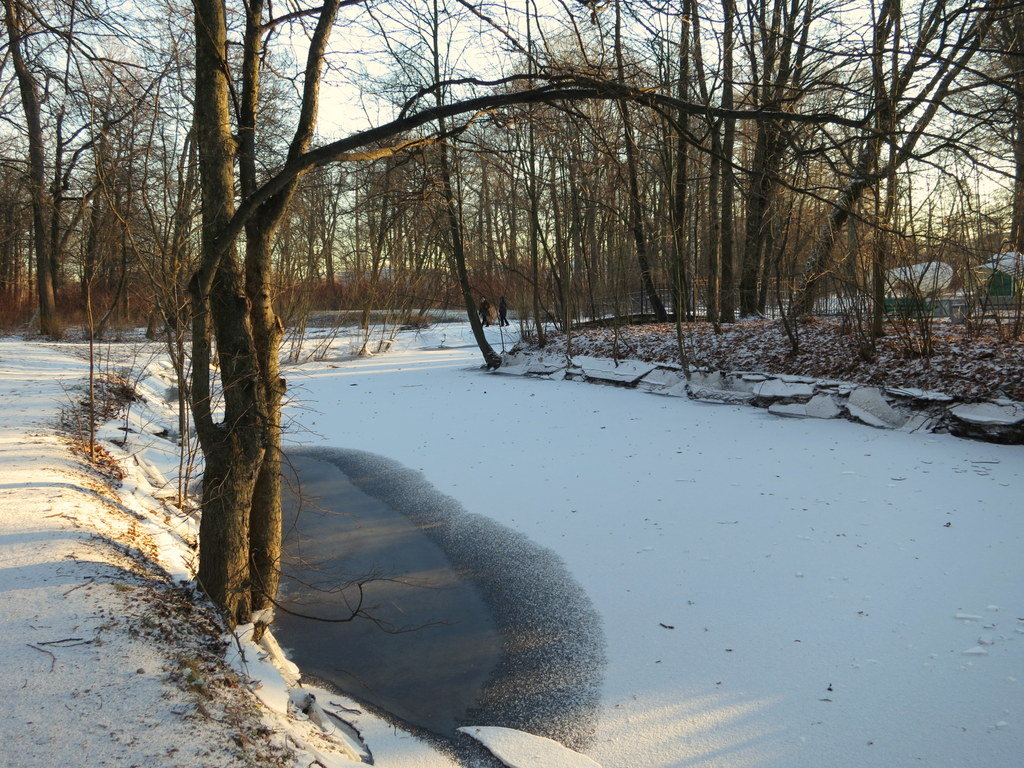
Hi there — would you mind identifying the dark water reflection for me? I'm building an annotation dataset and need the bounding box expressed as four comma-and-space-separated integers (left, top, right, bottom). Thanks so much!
275, 453, 503, 733
274, 448, 605, 751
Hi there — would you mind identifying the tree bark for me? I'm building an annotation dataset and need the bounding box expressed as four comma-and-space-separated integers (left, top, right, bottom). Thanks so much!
431, 0, 501, 368
670, 2, 693, 326
616, 0, 667, 322
436, 140, 500, 367
1004, 13, 1024, 252
191, 0, 266, 626
718, 0, 737, 323
671, 1, 694, 365
3, 0, 59, 337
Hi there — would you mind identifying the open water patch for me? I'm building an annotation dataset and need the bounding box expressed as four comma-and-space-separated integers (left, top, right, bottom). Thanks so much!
274, 453, 501, 736
274, 447, 605, 754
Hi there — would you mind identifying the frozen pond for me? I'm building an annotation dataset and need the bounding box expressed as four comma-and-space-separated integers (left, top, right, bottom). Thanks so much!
282, 326, 1024, 768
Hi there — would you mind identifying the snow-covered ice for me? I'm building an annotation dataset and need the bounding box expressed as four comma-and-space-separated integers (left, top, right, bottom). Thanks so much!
284, 322, 1023, 768
845, 386, 909, 428
950, 402, 1024, 426
753, 378, 815, 400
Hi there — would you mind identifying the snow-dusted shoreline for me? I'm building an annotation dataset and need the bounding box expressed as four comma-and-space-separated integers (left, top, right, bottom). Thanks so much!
533, 319, 1024, 402
499, 347, 1024, 444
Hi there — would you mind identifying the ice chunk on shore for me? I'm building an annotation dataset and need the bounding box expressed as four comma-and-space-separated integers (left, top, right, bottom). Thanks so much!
458, 726, 602, 768
949, 402, 1024, 426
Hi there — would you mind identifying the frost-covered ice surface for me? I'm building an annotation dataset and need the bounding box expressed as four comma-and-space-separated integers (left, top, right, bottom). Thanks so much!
285, 322, 1024, 768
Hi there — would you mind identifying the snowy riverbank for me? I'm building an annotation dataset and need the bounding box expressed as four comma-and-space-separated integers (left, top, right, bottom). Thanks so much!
0, 338, 462, 768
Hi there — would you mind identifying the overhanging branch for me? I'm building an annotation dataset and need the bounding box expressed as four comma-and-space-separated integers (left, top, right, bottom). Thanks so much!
197, 75, 871, 294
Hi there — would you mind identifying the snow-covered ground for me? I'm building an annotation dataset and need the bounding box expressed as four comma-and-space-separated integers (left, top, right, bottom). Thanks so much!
0, 341, 300, 768
1, 322, 1021, 768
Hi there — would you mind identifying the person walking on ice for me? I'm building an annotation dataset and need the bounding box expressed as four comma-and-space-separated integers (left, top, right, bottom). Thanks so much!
498, 296, 510, 326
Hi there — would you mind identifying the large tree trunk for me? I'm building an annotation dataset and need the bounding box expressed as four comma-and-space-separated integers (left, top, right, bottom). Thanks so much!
705, 137, 723, 322
245, 221, 286, 614
527, 117, 546, 344
620, 100, 667, 321
190, 262, 266, 626
1014, 77, 1024, 252
236, 0, 279, 616
671, 1, 694, 365
3, 0, 58, 337
431, 0, 500, 368
438, 143, 501, 368
1006, 14, 1024, 252
670, 4, 692, 325
191, 0, 267, 626
739, 124, 779, 317
740, 0, 815, 317
236, 0, 340, 617
788, 157, 877, 318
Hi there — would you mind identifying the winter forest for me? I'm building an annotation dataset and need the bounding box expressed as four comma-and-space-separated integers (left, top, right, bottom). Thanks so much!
1, 2, 1023, 766
5, 0, 1024, 345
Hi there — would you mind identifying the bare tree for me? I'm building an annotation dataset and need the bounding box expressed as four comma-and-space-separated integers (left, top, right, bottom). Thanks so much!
790, 0, 1001, 318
